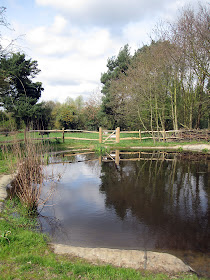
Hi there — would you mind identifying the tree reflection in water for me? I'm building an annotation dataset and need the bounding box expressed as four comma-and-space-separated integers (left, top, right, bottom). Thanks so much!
40, 150, 210, 277
99, 151, 209, 253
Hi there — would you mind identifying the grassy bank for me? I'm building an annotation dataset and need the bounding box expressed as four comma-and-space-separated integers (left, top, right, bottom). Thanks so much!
0, 132, 209, 175
1, 130, 209, 148
0, 198, 206, 280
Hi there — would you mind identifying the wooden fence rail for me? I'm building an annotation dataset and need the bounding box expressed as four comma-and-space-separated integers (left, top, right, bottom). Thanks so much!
0, 127, 209, 144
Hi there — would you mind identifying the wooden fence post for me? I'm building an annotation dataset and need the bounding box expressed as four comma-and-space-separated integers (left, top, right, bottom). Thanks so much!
116, 127, 120, 143
99, 127, 102, 143
139, 130, 141, 142
62, 128, 65, 143
115, 150, 120, 165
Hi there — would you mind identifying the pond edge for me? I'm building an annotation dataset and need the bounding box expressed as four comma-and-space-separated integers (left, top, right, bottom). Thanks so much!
0, 145, 209, 275
51, 243, 194, 275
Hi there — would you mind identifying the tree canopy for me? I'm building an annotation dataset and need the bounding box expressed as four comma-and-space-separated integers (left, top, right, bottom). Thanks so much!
100, 44, 132, 129
100, 3, 210, 130
0, 52, 44, 128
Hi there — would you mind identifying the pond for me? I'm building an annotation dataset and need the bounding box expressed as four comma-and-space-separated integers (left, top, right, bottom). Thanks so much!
40, 150, 210, 277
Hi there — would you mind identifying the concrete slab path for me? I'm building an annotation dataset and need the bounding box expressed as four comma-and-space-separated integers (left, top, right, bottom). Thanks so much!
52, 244, 193, 274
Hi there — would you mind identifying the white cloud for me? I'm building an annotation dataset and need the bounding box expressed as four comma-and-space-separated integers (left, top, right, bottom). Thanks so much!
4, 0, 208, 103
38, 53, 106, 85
122, 20, 155, 49
27, 19, 117, 57
51, 15, 67, 34
36, 0, 172, 26
24, 15, 123, 102
40, 84, 97, 103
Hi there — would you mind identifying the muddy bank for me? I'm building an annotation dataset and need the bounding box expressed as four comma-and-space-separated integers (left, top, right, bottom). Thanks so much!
52, 244, 193, 274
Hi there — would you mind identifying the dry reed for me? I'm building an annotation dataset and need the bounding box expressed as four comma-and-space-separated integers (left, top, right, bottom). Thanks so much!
3, 137, 57, 213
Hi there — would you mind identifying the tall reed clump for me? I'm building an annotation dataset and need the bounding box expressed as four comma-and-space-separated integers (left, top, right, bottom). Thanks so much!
3, 138, 56, 214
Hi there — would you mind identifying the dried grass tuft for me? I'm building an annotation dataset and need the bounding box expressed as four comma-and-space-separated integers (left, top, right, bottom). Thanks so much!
3, 137, 56, 213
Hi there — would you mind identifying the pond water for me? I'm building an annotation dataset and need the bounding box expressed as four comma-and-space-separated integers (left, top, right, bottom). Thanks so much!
40, 150, 210, 277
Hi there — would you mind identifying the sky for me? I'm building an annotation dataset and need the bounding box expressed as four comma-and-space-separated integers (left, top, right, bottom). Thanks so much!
0, 0, 208, 103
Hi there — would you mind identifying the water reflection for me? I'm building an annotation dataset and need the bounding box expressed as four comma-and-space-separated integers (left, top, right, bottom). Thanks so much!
40, 150, 210, 277
99, 152, 209, 253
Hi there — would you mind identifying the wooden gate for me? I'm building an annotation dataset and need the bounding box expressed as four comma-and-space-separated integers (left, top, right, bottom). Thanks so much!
99, 127, 120, 144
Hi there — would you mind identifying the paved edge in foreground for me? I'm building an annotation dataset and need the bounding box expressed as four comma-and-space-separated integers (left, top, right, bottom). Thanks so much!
51, 244, 193, 274
0, 174, 14, 211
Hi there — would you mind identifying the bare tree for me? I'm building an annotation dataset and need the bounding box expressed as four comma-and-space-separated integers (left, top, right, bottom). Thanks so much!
168, 3, 210, 128
101, 3, 209, 130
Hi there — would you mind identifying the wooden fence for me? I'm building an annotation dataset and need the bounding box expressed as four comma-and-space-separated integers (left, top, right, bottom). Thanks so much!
100, 128, 209, 143
0, 127, 209, 144
49, 150, 209, 166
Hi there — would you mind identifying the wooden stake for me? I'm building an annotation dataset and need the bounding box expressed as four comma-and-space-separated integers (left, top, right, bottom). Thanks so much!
62, 128, 65, 143
99, 127, 102, 143
116, 127, 120, 143
115, 150, 120, 165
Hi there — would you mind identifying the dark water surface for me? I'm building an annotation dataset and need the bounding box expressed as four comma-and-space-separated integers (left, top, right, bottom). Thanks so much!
40, 151, 210, 277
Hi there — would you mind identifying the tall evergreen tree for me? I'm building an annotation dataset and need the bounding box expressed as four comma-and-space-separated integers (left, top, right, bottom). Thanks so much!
0, 52, 44, 128
100, 44, 131, 128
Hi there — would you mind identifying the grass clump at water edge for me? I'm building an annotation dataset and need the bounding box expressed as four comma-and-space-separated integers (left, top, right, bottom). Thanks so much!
94, 144, 110, 155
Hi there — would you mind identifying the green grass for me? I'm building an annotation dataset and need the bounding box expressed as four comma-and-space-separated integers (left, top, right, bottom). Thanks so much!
0, 131, 24, 142
0, 131, 209, 175
0, 130, 209, 146
0, 198, 206, 280
0, 150, 10, 174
